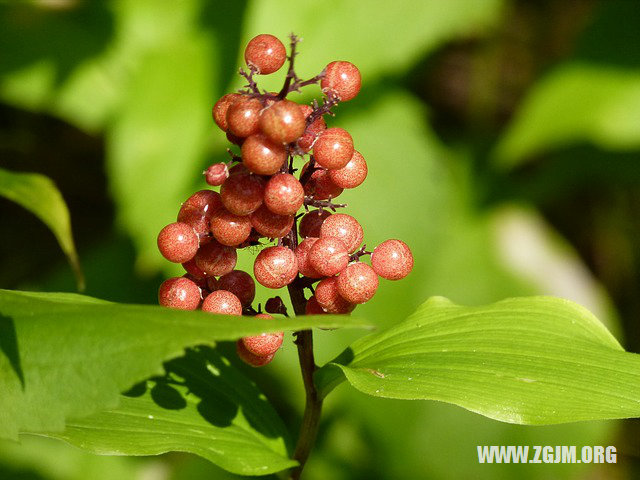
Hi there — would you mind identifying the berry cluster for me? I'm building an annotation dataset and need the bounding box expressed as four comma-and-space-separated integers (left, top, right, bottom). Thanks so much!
157, 34, 413, 367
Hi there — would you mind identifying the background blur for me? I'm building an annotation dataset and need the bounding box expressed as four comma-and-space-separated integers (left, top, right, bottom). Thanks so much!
1, 0, 640, 478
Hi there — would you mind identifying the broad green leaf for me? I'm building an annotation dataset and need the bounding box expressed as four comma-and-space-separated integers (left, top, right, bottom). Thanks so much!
49, 347, 296, 476
0, 168, 84, 290
0, 289, 370, 441
494, 64, 640, 168
316, 296, 640, 425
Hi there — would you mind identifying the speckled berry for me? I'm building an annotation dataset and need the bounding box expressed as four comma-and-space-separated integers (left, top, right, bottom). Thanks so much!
194, 240, 237, 276
182, 258, 206, 279
295, 237, 322, 278
305, 295, 325, 315
244, 34, 286, 75
297, 104, 326, 152
220, 172, 265, 216
202, 290, 243, 315
260, 100, 306, 144
309, 236, 349, 277
315, 276, 355, 314
254, 246, 298, 289
212, 93, 242, 132
210, 208, 252, 246
218, 270, 255, 307
299, 209, 332, 238
301, 162, 344, 200
157, 222, 199, 263
337, 262, 378, 304
226, 97, 262, 138
321, 61, 361, 102
241, 313, 284, 356
177, 190, 223, 241
204, 163, 229, 186
250, 204, 294, 238
158, 277, 202, 310
319, 213, 363, 253
264, 173, 304, 216
328, 150, 367, 189
237, 340, 275, 367
313, 128, 354, 170
241, 133, 287, 175
371, 239, 414, 280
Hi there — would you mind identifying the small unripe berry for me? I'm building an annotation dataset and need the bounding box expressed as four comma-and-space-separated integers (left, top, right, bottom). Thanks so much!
250, 204, 294, 238
210, 208, 252, 246
226, 97, 262, 138
305, 295, 325, 315
297, 105, 326, 152
241, 313, 284, 357
202, 290, 243, 315
237, 340, 275, 367
212, 93, 242, 132
254, 246, 298, 289
299, 209, 331, 238
309, 236, 349, 277
371, 239, 414, 280
313, 127, 354, 170
264, 173, 304, 216
158, 277, 201, 310
321, 61, 361, 102
204, 163, 229, 186
177, 190, 223, 241
244, 34, 286, 75
157, 222, 199, 263
241, 133, 287, 175
220, 172, 265, 216
195, 240, 237, 276
259, 100, 306, 144
319, 213, 364, 253
328, 150, 367, 189
295, 237, 322, 278
315, 276, 355, 314
337, 262, 378, 304
218, 270, 255, 307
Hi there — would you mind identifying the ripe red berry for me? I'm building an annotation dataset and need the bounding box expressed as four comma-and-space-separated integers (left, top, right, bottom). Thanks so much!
220, 172, 265, 216
297, 104, 326, 152
241, 133, 287, 175
265, 296, 286, 314
194, 240, 237, 276
315, 276, 355, 314
371, 239, 414, 280
212, 93, 242, 132
309, 236, 349, 277
250, 204, 294, 238
157, 222, 199, 263
305, 295, 325, 315
237, 340, 275, 367
337, 262, 378, 304
321, 61, 361, 102
158, 277, 202, 310
206, 275, 219, 292
303, 167, 343, 200
313, 127, 354, 170
177, 190, 223, 241
254, 246, 298, 288
299, 209, 331, 238
295, 237, 322, 278
226, 97, 262, 138
210, 208, 252, 246
241, 313, 284, 356
264, 173, 304, 216
182, 258, 206, 278
319, 213, 363, 253
218, 270, 255, 307
259, 100, 306, 144
204, 163, 229, 186
244, 34, 286, 75
328, 150, 367, 189
202, 290, 243, 315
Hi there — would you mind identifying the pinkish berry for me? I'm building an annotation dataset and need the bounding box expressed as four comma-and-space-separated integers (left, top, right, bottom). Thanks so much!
182, 259, 206, 279
264, 173, 304, 216
212, 93, 242, 132
371, 239, 414, 280
241, 313, 284, 356
241, 133, 287, 175
158, 277, 202, 310
237, 340, 275, 367
315, 276, 355, 314
305, 295, 325, 315
194, 240, 237, 276
218, 270, 255, 307
177, 190, 223, 241
250, 204, 294, 238
337, 262, 378, 304
254, 246, 298, 289
321, 61, 361, 102
328, 150, 367, 189
297, 104, 327, 152
226, 97, 262, 138
204, 163, 229, 186
210, 208, 252, 246
202, 290, 243, 315
220, 172, 265, 216
302, 163, 343, 200
295, 237, 322, 278
313, 127, 354, 170
319, 213, 363, 253
309, 236, 349, 277
299, 209, 331, 238
259, 100, 306, 144
157, 222, 199, 263
244, 34, 286, 75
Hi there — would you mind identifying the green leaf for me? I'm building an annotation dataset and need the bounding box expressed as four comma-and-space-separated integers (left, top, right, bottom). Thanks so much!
0, 289, 370, 441
317, 296, 640, 425
49, 347, 296, 476
494, 63, 640, 168
0, 168, 84, 290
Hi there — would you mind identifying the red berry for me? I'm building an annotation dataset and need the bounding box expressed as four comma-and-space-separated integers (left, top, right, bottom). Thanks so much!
321, 61, 361, 102
210, 208, 252, 246
195, 240, 237, 276
250, 204, 294, 238
158, 277, 202, 310
254, 246, 298, 288
259, 100, 306, 144
315, 276, 355, 314
237, 340, 275, 367
226, 132, 244, 146
319, 213, 363, 253
212, 93, 242, 132
297, 105, 326, 152
206, 275, 219, 292
295, 237, 322, 278
202, 290, 243, 315
305, 295, 325, 315
309, 236, 349, 277
313, 127, 354, 170
328, 150, 367, 189
241, 133, 287, 175
157, 222, 199, 263
265, 296, 286, 314
264, 173, 304, 216
241, 313, 284, 356
217, 270, 255, 307
371, 239, 414, 280
244, 34, 286, 75
177, 190, 223, 242
182, 258, 206, 278
303, 167, 343, 200
220, 172, 265, 216
204, 163, 229, 186
299, 209, 332, 238
337, 262, 378, 304
226, 97, 262, 138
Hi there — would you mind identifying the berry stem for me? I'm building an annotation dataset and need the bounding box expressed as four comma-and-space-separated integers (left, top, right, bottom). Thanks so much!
277, 34, 300, 100
304, 196, 347, 211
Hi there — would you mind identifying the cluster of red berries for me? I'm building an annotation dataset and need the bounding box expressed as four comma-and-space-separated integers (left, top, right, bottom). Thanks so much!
157, 34, 413, 367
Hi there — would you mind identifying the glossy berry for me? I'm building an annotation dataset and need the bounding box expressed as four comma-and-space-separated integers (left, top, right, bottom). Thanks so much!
250, 204, 294, 238
237, 340, 275, 367
177, 190, 222, 241
304, 167, 343, 200
202, 290, 243, 315
305, 295, 325, 315
337, 262, 378, 304
241, 133, 287, 175
264, 173, 304, 216
371, 239, 414, 280
212, 93, 242, 132
315, 276, 355, 314
220, 172, 265, 216
182, 258, 206, 279
210, 208, 252, 246
319, 213, 363, 253
313, 127, 354, 170
204, 163, 229, 186
158, 277, 201, 310
309, 236, 349, 277
321, 61, 361, 102
254, 246, 298, 289
295, 237, 322, 278
299, 209, 331, 238
259, 100, 306, 144
329, 150, 367, 189
157, 222, 199, 263
226, 97, 262, 138
244, 34, 286, 75
241, 313, 284, 356
297, 104, 326, 152
216, 270, 255, 307
195, 240, 237, 277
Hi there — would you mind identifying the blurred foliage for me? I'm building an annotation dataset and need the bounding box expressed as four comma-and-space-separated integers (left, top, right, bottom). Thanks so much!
1, 0, 639, 478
